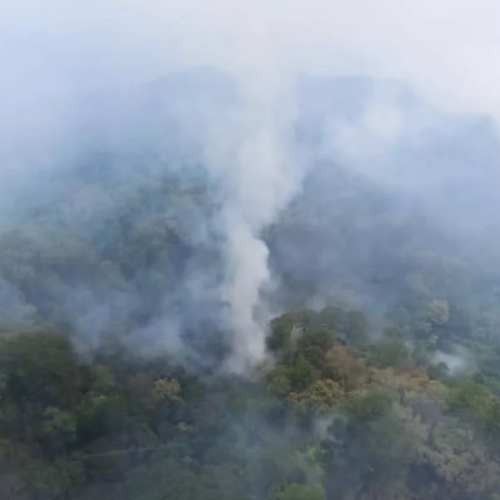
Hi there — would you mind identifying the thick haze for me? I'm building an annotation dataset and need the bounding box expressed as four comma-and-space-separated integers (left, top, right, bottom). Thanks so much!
1, 0, 500, 371
5, 1, 500, 118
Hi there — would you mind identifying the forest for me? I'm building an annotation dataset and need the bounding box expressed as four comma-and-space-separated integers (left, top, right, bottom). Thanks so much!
2, 73, 500, 500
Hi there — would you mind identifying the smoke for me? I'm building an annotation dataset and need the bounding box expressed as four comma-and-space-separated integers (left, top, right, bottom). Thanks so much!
119, 0, 500, 118
215, 69, 300, 373
432, 348, 474, 375
2, 0, 500, 371
327, 101, 404, 166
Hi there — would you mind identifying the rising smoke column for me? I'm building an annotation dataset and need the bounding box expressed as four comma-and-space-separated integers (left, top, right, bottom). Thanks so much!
207, 18, 301, 374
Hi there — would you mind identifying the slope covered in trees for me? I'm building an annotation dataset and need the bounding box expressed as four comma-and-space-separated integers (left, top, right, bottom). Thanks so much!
3, 306, 500, 500
1, 74, 500, 499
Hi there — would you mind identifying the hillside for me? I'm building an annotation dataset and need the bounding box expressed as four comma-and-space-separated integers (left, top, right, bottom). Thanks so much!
1, 74, 500, 499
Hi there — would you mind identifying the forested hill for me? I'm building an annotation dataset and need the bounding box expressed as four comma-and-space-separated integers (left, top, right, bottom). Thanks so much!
2, 73, 500, 500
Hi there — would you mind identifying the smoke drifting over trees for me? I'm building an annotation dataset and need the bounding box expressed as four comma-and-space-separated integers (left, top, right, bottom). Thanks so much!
2, 1, 500, 499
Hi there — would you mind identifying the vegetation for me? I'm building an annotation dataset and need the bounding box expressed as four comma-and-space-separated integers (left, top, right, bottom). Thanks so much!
2, 302, 500, 500
2, 122, 500, 499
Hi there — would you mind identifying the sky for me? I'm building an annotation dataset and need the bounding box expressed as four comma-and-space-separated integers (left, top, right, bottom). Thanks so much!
2, 0, 500, 117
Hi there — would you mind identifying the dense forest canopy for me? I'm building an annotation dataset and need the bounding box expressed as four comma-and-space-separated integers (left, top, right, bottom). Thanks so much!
2, 70, 500, 500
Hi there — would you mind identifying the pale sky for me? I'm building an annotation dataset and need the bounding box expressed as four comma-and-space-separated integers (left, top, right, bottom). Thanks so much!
1, 0, 500, 119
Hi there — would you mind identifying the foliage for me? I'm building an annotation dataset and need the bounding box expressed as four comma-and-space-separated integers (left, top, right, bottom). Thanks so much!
3, 149, 500, 500
274, 483, 325, 500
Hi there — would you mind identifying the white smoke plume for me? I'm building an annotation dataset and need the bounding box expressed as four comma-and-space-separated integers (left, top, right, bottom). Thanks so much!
204, 23, 300, 372
219, 81, 298, 372
432, 348, 474, 376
